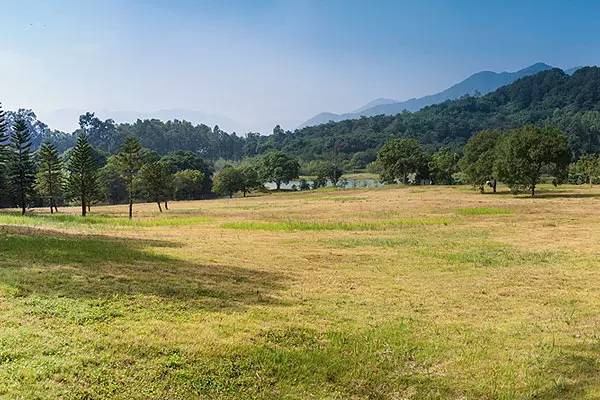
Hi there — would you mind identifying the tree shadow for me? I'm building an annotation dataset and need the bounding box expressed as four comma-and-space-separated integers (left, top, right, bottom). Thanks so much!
530, 341, 600, 399
0, 226, 288, 311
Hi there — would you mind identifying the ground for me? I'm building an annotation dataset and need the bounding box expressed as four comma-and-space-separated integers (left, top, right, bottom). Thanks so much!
0, 184, 599, 399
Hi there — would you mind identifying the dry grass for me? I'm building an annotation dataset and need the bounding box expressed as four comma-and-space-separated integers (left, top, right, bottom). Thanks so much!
1, 184, 600, 399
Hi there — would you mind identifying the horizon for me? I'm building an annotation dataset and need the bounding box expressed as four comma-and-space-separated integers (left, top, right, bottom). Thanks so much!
1, 0, 599, 134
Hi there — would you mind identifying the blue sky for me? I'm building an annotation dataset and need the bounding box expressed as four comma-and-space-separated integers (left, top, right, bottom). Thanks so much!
1, 0, 598, 133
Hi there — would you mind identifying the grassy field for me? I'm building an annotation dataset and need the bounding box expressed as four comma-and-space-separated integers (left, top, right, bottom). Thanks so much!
1, 185, 600, 399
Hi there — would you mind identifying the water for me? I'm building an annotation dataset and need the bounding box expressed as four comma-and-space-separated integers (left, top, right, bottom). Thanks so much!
263, 178, 384, 191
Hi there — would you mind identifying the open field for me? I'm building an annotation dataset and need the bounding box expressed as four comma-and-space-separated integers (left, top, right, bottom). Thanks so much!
1, 185, 600, 399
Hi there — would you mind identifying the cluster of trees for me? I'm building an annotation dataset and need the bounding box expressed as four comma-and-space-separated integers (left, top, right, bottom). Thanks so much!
376, 125, 572, 196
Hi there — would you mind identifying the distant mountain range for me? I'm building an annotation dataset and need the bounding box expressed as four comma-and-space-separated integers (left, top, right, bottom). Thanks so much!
299, 63, 581, 128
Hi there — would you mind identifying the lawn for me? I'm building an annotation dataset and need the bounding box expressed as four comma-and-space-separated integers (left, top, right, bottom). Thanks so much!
1, 185, 599, 399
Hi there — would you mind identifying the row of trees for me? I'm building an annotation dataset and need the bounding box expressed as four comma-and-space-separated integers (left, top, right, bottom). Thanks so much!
376, 125, 572, 196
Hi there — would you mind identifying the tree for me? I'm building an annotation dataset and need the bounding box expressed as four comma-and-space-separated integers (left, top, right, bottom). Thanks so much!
116, 137, 143, 219
376, 138, 427, 184
0, 103, 9, 196
213, 167, 243, 198
573, 154, 600, 187
459, 130, 501, 193
429, 148, 460, 185
238, 165, 262, 197
138, 161, 173, 211
67, 134, 98, 216
8, 120, 36, 215
494, 126, 571, 196
259, 150, 300, 190
173, 169, 205, 200
36, 141, 63, 213
315, 161, 344, 187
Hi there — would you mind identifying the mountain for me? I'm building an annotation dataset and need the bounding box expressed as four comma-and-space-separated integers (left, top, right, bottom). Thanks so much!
299, 63, 555, 128
263, 67, 600, 161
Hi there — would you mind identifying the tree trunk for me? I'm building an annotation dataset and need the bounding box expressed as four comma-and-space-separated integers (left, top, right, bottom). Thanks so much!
229, 193, 233, 198
20, 186, 26, 215
50, 198, 54, 214
243, 190, 247, 197
164, 201, 169, 210
479, 184, 484, 194
276, 181, 281, 191
590, 175, 593, 188
492, 179, 497, 194
81, 195, 87, 217
531, 185, 536, 197
128, 201, 133, 219
157, 201, 163, 212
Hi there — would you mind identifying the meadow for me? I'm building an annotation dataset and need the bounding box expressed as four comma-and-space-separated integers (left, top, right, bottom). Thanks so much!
1, 184, 599, 399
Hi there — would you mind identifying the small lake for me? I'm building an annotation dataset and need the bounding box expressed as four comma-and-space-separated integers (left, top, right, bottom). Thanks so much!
264, 178, 384, 191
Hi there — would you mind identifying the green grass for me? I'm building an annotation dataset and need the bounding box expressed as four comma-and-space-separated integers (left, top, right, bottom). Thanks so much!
0, 213, 212, 228
221, 217, 452, 232
456, 206, 513, 216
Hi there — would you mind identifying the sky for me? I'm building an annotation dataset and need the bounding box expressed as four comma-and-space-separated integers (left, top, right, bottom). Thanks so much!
1, 0, 599, 134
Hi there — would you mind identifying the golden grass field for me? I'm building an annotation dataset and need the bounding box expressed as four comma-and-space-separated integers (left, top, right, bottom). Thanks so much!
1, 184, 599, 399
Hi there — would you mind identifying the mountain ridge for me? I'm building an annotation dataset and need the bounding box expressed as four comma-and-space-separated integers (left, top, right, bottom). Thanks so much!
299, 63, 564, 128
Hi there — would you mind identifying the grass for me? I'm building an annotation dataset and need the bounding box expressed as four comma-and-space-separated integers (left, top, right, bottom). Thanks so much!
1, 184, 600, 398
221, 217, 452, 232
456, 206, 513, 216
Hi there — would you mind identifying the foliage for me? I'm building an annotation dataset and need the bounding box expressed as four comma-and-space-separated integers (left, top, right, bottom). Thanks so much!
376, 138, 428, 184
35, 141, 64, 212
173, 169, 206, 200
138, 161, 173, 211
7, 119, 36, 214
314, 161, 345, 186
213, 166, 244, 198
66, 134, 99, 216
459, 130, 501, 191
429, 148, 460, 184
259, 150, 300, 190
572, 154, 600, 186
494, 125, 571, 196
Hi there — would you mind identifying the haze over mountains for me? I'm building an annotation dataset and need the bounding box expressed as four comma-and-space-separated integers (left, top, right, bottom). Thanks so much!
299, 63, 580, 129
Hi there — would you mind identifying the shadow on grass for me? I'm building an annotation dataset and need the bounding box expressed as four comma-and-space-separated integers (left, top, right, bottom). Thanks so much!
0, 226, 286, 310
533, 342, 600, 399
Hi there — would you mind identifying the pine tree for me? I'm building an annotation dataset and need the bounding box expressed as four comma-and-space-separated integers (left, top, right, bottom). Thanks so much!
116, 136, 143, 219
8, 120, 36, 215
0, 103, 8, 199
67, 134, 98, 216
36, 141, 63, 213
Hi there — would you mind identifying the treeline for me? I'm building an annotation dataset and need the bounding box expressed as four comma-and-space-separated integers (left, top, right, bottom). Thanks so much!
375, 125, 572, 196
0, 103, 312, 216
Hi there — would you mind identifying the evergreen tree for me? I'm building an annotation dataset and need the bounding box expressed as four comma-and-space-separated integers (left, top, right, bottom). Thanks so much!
67, 134, 98, 216
0, 103, 9, 197
8, 120, 36, 215
116, 136, 143, 219
36, 141, 63, 213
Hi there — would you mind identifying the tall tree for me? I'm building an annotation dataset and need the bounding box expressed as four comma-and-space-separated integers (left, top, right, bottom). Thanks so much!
259, 150, 300, 190
138, 161, 173, 212
8, 120, 36, 215
494, 126, 571, 196
116, 137, 143, 219
0, 103, 9, 194
36, 141, 63, 213
573, 154, 600, 187
429, 148, 460, 185
459, 130, 501, 193
314, 161, 345, 187
376, 138, 428, 184
67, 134, 98, 216
238, 165, 262, 197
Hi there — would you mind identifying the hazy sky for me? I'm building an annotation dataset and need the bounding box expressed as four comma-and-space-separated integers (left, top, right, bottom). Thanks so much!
1, 0, 599, 133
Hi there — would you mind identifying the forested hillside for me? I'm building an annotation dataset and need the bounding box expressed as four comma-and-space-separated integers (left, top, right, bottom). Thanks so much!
262, 67, 600, 163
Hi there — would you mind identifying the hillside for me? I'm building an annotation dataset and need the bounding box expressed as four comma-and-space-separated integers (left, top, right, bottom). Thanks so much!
263, 67, 600, 161
299, 63, 554, 128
